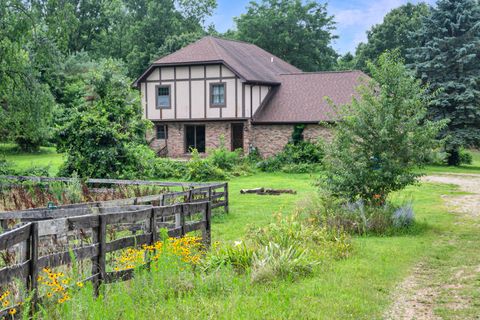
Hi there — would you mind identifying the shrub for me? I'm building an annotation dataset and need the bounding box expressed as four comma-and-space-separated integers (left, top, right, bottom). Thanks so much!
251, 242, 315, 283
207, 137, 242, 170
302, 193, 416, 235
281, 163, 320, 174
19, 165, 51, 177
322, 52, 447, 204
257, 141, 324, 172
153, 158, 187, 179
256, 156, 282, 172
0, 158, 16, 175
201, 241, 254, 274
392, 202, 415, 228
459, 148, 473, 165
184, 149, 227, 181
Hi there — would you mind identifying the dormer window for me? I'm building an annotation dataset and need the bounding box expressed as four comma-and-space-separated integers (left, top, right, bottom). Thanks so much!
156, 85, 171, 109
210, 83, 226, 107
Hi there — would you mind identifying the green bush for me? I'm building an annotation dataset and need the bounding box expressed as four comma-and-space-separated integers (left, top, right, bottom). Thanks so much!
322, 52, 446, 204
251, 242, 315, 283
19, 165, 51, 177
459, 148, 473, 165
201, 242, 254, 274
257, 141, 324, 172
281, 163, 320, 174
0, 158, 16, 175
153, 158, 187, 179
302, 193, 416, 235
184, 149, 227, 181
207, 140, 242, 171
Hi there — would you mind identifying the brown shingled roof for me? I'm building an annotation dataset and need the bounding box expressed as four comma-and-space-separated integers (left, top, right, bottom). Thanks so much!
134, 36, 301, 85
253, 71, 368, 123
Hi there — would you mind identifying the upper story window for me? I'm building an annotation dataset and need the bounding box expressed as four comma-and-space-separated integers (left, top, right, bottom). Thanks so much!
210, 83, 226, 107
156, 85, 171, 109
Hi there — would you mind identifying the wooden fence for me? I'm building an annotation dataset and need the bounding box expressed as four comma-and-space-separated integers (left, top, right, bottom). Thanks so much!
0, 177, 229, 317
0, 202, 211, 317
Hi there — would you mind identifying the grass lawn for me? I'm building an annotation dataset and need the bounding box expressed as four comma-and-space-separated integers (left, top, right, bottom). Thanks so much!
46, 173, 479, 319
422, 149, 480, 174
0, 143, 64, 176
2, 145, 479, 318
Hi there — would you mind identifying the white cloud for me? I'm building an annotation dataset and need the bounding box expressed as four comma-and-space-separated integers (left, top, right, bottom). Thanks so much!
331, 0, 435, 54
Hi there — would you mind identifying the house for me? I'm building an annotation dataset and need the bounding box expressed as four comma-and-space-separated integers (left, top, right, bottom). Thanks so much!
134, 36, 366, 158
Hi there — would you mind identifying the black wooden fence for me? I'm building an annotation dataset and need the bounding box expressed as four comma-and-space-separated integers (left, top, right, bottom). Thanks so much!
0, 177, 229, 317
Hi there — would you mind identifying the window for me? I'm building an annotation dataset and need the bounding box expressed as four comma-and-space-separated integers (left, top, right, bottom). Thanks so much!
185, 125, 205, 153
156, 85, 170, 109
210, 83, 226, 107
156, 125, 168, 139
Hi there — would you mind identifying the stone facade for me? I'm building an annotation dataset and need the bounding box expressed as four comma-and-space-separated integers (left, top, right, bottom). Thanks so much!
302, 124, 333, 143
249, 124, 293, 158
148, 121, 332, 158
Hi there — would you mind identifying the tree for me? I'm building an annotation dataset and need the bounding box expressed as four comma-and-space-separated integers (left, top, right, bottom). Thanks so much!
322, 52, 447, 204
335, 52, 356, 71
233, 0, 337, 71
0, 0, 58, 151
57, 59, 155, 178
409, 0, 480, 165
355, 3, 429, 72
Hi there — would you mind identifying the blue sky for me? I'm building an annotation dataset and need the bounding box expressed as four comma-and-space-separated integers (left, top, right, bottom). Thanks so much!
206, 0, 436, 55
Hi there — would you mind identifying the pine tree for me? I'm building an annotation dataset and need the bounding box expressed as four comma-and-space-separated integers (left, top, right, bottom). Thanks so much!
409, 0, 480, 165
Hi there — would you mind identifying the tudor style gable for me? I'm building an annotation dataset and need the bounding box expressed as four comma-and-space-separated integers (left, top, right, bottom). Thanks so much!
139, 63, 273, 121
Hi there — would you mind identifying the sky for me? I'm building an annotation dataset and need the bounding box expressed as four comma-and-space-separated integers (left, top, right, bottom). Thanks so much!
206, 0, 436, 55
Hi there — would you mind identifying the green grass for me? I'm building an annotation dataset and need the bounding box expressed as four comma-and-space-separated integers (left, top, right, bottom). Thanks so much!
422, 149, 480, 174
2, 144, 479, 318
0, 143, 64, 176
43, 173, 479, 319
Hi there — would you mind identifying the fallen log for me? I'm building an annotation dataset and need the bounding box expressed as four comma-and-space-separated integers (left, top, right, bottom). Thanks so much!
240, 188, 296, 195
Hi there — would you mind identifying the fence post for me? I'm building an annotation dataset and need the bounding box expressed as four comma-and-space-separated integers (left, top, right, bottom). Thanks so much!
224, 183, 229, 213
28, 222, 39, 312
208, 186, 212, 203
93, 215, 106, 296
98, 215, 107, 289
202, 202, 211, 248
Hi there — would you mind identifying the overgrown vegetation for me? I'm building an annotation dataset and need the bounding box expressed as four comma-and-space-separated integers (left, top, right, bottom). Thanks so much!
322, 52, 447, 205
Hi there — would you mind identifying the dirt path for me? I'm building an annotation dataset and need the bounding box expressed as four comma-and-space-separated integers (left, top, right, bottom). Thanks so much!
384, 173, 480, 320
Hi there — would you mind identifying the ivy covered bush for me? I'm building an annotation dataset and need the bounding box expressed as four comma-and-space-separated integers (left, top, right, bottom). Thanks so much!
257, 140, 324, 173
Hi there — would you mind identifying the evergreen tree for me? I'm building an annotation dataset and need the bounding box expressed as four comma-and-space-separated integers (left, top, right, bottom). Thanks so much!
409, 0, 480, 165
355, 3, 429, 72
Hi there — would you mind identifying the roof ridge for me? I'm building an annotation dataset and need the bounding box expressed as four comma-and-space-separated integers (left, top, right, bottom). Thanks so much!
207, 36, 225, 61
280, 70, 364, 75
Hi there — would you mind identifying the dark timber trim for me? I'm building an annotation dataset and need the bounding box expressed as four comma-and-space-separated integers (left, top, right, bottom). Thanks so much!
242, 83, 245, 118
174, 67, 177, 119
250, 85, 253, 117
144, 76, 236, 82
188, 66, 192, 119
203, 65, 207, 119
219, 65, 223, 118
235, 78, 238, 118
145, 83, 148, 119
159, 67, 162, 119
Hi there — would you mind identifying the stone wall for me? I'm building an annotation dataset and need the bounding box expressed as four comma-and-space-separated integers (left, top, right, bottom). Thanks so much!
249, 124, 293, 158
302, 124, 333, 143
148, 121, 333, 158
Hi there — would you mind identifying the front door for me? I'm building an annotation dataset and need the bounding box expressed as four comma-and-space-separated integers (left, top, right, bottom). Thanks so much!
231, 123, 244, 151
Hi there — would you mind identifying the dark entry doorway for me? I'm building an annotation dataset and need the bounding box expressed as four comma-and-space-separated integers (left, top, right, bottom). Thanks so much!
185, 125, 205, 153
231, 123, 244, 151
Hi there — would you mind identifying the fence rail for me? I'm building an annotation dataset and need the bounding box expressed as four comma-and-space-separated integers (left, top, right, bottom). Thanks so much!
0, 176, 228, 317
0, 201, 211, 317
